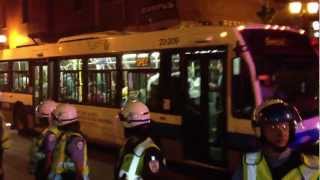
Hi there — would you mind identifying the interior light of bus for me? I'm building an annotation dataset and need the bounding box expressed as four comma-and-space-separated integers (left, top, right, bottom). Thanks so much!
200, 50, 210, 54
213, 49, 225, 53
219, 31, 228, 38
307, 2, 319, 14
299, 29, 305, 34
314, 32, 319, 38
122, 53, 137, 59
5, 123, 11, 127
195, 51, 200, 54
137, 53, 148, 58
272, 25, 279, 30
264, 25, 271, 29
0, 35, 7, 43
280, 26, 286, 31
237, 25, 245, 31
58, 46, 63, 52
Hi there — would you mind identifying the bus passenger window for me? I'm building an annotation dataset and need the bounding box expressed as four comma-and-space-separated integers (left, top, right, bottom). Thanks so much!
87, 57, 117, 105
187, 60, 201, 106
168, 53, 181, 113
0, 62, 9, 91
232, 57, 254, 118
58, 59, 83, 103
12, 61, 29, 93
122, 52, 160, 105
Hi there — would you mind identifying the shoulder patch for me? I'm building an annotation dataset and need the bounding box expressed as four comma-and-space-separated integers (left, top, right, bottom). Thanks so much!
148, 155, 160, 173
76, 141, 84, 150
47, 134, 56, 142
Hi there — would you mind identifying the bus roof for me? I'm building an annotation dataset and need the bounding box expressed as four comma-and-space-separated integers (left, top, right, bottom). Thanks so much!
0, 24, 305, 61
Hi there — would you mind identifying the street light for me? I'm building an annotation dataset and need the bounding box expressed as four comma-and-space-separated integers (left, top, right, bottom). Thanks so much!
0, 35, 6, 43
306, 2, 319, 14
288, 1, 319, 37
288, 1, 319, 15
289, 1, 303, 14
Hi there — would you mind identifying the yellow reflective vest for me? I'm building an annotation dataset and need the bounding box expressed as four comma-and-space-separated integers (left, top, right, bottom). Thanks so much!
118, 137, 160, 180
285, 154, 320, 180
0, 112, 10, 150
243, 152, 319, 180
29, 126, 60, 174
50, 132, 89, 179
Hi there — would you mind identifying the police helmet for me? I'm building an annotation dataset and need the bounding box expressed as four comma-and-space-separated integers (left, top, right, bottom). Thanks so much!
118, 100, 151, 128
52, 104, 78, 126
35, 100, 58, 118
252, 99, 302, 140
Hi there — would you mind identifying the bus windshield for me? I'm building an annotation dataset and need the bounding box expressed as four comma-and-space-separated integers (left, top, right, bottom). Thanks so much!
240, 29, 319, 119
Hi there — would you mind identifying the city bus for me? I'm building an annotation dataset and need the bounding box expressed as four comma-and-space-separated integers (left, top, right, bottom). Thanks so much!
0, 24, 318, 174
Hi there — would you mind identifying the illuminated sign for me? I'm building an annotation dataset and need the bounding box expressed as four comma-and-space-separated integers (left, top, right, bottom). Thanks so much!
136, 57, 150, 67
265, 37, 287, 46
140, 0, 178, 24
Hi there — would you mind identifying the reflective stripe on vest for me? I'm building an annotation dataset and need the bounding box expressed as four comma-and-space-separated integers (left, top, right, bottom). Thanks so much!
119, 137, 159, 180
284, 164, 320, 180
243, 152, 319, 180
285, 154, 320, 180
243, 152, 272, 180
30, 127, 60, 161
51, 132, 89, 176
299, 165, 320, 180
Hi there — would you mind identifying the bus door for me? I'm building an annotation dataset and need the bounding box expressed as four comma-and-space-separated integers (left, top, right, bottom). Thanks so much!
31, 62, 49, 106
182, 47, 226, 165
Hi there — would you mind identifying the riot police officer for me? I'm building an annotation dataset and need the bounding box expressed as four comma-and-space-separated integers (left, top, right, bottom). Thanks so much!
114, 100, 166, 180
29, 100, 59, 180
233, 99, 304, 180
49, 104, 89, 180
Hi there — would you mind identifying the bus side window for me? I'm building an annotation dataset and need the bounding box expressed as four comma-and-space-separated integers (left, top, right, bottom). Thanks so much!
0, 62, 9, 92
87, 57, 117, 106
121, 52, 160, 106
232, 57, 254, 118
58, 59, 83, 103
12, 61, 30, 93
168, 53, 181, 113
158, 52, 181, 114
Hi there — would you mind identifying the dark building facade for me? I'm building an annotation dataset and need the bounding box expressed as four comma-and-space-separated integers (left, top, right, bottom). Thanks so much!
0, 0, 313, 48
